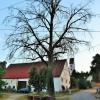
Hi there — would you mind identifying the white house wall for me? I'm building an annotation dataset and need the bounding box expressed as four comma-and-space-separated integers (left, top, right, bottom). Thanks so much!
54, 77, 62, 92
3, 78, 28, 90
3, 78, 61, 92
60, 60, 70, 90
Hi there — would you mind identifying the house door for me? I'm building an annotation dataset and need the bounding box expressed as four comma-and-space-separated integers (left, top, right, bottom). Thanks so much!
17, 81, 27, 90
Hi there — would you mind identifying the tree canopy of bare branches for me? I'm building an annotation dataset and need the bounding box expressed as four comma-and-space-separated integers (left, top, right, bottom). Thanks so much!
5, 0, 93, 96
6, 0, 92, 64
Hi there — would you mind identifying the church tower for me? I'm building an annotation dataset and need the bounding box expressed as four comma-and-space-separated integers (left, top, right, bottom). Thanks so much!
69, 58, 75, 74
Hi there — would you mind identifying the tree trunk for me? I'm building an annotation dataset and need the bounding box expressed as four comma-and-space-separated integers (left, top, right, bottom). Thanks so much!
47, 63, 55, 99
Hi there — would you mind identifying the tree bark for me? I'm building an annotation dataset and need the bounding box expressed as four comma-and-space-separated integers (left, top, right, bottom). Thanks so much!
47, 63, 55, 99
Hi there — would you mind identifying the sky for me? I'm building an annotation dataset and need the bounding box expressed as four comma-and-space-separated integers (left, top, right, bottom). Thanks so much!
0, 0, 100, 72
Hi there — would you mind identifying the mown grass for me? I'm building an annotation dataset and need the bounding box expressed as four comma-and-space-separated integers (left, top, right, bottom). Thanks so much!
28, 92, 70, 96
0, 93, 11, 100
71, 88, 80, 93
0, 92, 70, 100
0, 93, 28, 100
17, 95, 70, 100
17, 92, 70, 100
17, 95, 28, 100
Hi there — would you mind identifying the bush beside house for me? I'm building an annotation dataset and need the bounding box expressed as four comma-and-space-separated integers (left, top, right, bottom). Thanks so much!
29, 67, 48, 93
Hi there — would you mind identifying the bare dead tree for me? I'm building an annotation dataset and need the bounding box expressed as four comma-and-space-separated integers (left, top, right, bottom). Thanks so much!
5, 0, 93, 96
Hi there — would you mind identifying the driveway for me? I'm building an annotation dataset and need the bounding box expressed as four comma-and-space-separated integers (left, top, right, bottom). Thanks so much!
71, 91, 96, 100
70, 88, 97, 100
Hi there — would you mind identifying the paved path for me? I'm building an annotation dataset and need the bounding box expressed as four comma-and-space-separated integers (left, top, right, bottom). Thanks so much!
56, 88, 97, 100
71, 91, 96, 100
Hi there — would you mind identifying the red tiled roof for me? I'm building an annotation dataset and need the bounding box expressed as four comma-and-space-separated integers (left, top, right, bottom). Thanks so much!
3, 59, 66, 79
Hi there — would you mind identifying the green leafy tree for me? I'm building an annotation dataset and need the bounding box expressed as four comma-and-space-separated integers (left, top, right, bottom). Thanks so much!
0, 78, 6, 90
78, 78, 87, 89
0, 61, 7, 92
0, 61, 6, 70
71, 70, 90, 89
0, 68, 5, 78
29, 67, 48, 93
90, 54, 100, 82
70, 77, 78, 88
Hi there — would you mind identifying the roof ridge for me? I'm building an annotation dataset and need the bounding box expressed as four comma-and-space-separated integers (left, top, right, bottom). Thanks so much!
8, 59, 67, 66
4, 59, 67, 78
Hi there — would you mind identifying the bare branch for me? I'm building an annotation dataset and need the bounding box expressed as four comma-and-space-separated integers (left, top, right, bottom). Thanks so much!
5, 0, 92, 64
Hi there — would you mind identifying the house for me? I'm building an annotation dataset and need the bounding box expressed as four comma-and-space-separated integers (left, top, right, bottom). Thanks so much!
3, 59, 72, 92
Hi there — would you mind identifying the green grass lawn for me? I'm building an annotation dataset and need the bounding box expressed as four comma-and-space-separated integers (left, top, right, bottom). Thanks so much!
17, 95, 70, 100
0, 92, 70, 100
17, 95, 28, 100
0, 93, 11, 100
0, 93, 28, 100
